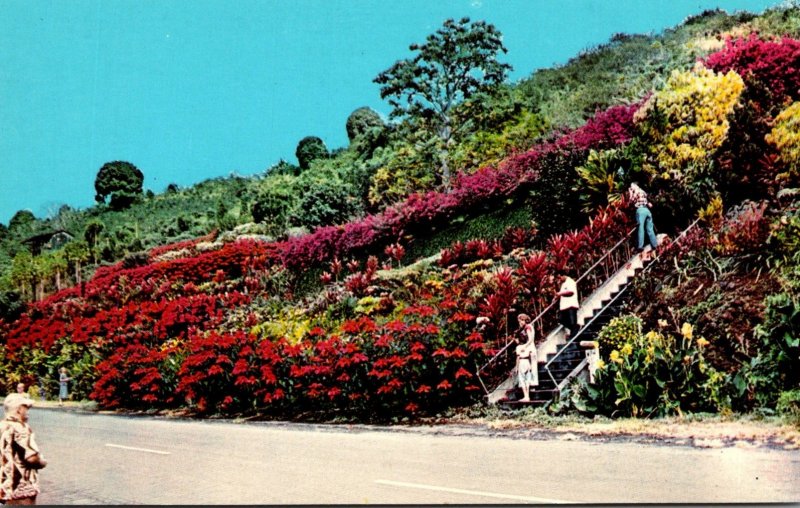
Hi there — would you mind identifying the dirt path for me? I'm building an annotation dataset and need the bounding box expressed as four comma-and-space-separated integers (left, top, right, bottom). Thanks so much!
408, 414, 800, 451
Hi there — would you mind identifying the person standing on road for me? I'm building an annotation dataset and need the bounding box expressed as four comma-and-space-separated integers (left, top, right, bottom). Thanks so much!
628, 182, 659, 255
557, 271, 579, 339
58, 368, 71, 407
0, 393, 47, 505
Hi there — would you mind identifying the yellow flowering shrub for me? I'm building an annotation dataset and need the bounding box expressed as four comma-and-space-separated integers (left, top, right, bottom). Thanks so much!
635, 64, 745, 181
766, 101, 800, 181
582, 320, 729, 418
252, 316, 311, 344
597, 314, 641, 359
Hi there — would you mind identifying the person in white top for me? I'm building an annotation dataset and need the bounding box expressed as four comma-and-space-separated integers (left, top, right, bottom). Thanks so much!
514, 314, 538, 402
557, 271, 579, 338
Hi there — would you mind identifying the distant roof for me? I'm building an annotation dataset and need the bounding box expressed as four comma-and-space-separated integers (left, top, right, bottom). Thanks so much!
21, 229, 74, 246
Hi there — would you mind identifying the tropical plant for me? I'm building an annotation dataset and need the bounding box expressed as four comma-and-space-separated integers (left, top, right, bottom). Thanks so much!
596, 315, 642, 359
635, 65, 745, 186
575, 148, 627, 214
374, 17, 512, 188
581, 322, 729, 417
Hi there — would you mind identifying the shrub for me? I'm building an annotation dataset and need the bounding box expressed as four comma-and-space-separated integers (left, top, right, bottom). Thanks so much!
747, 292, 800, 407
368, 144, 437, 208
252, 177, 298, 234
583, 322, 729, 417
766, 101, 800, 182
703, 34, 800, 104
346, 107, 385, 142
635, 65, 745, 184
596, 315, 642, 359
777, 389, 800, 426
716, 201, 771, 256
289, 178, 360, 230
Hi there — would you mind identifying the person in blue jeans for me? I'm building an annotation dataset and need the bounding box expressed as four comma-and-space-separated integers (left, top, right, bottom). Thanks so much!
628, 182, 658, 252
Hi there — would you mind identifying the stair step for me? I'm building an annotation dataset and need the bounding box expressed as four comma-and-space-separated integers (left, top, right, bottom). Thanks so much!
498, 398, 549, 408
551, 352, 581, 361
488, 246, 648, 406
500, 389, 559, 406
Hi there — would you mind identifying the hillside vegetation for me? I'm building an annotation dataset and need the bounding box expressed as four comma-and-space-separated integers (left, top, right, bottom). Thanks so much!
1, 6, 799, 423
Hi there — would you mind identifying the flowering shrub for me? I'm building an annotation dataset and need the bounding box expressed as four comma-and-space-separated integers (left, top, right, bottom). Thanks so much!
0, 102, 644, 420
582, 322, 729, 417
597, 315, 642, 359
766, 101, 800, 181
87, 269, 491, 419
282, 103, 639, 272
635, 65, 745, 182
703, 34, 800, 104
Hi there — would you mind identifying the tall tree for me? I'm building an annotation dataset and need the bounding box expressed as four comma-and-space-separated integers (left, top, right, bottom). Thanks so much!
10, 250, 34, 300
63, 240, 89, 289
94, 161, 144, 210
374, 17, 511, 188
83, 221, 104, 265
8, 210, 36, 235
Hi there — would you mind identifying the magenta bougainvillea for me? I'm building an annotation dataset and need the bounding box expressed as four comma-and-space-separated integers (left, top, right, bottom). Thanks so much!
704, 34, 800, 102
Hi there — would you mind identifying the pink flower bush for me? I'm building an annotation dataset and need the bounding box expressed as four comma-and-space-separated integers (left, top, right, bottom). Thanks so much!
704, 34, 800, 102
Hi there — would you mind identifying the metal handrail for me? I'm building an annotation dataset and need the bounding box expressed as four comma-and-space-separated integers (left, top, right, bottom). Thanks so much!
544, 274, 630, 389
476, 226, 637, 394
475, 226, 636, 377
542, 218, 702, 390
575, 227, 637, 286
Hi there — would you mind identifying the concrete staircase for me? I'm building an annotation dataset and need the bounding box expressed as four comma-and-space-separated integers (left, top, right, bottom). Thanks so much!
490, 241, 661, 407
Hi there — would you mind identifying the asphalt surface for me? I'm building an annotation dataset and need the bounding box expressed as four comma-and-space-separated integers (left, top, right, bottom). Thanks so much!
23, 406, 800, 504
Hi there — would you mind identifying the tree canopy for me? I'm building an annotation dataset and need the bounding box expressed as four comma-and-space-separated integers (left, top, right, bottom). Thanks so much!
346, 107, 385, 142
374, 17, 511, 188
295, 136, 329, 170
94, 160, 144, 210
8, 210, 36, 233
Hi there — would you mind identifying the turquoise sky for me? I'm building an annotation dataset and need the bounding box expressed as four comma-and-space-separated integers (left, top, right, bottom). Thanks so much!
0, 0, 781, 224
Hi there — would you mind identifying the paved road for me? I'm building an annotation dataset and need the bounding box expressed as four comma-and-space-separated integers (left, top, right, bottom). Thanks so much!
27, 408, 800, 504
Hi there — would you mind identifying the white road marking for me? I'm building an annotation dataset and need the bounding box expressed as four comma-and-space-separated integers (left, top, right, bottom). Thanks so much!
105, 443, 171, 455
375, 479, 576, 504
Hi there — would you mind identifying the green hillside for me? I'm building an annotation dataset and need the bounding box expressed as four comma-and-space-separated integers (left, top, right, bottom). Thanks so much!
1, 5, 799, 424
